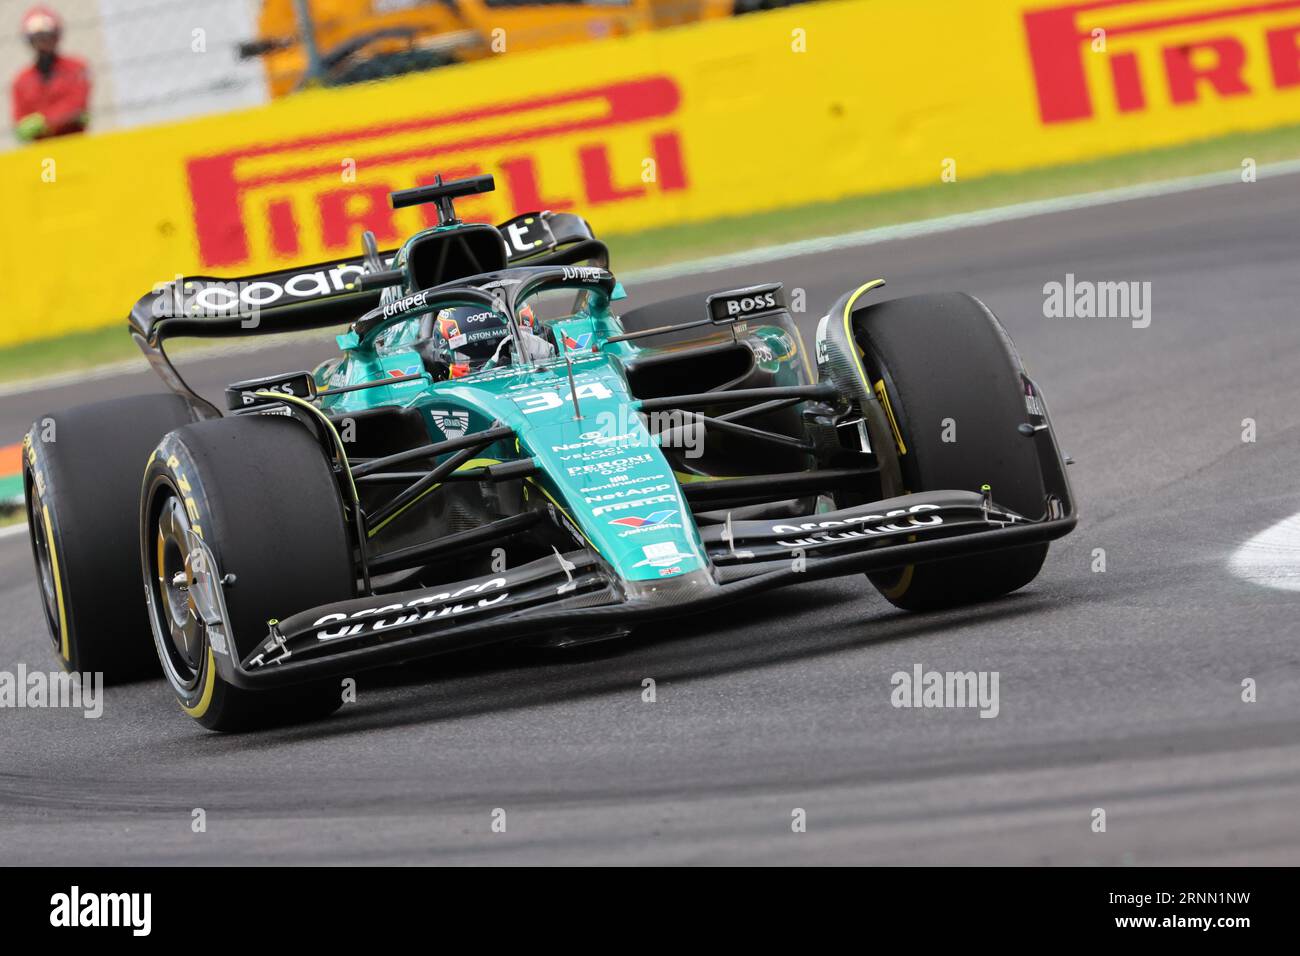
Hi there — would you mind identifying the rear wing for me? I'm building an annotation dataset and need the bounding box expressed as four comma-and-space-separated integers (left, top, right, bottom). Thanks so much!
128, 210, 599, 346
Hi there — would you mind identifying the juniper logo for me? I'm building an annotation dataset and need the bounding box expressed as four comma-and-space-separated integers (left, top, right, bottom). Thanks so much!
50, 886, 151, 936
890, 664, 1000, 718
0, 665, 102, 718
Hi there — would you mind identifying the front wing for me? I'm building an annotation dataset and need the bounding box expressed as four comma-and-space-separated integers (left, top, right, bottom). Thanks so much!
220, 487, 1075, 690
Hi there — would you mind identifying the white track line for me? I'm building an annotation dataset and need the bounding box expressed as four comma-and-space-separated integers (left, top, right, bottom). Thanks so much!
625, 158, 1300, 284
4, 158, 1299, 400
0, 523, 29, 541
1229, 512, 1300, 592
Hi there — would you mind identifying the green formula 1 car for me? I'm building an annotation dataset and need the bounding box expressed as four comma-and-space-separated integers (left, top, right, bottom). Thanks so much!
22, 175, 1076, 730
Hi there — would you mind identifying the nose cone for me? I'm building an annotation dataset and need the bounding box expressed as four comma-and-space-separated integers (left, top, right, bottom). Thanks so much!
525, 416, 710, 585
470, 354, 711, 586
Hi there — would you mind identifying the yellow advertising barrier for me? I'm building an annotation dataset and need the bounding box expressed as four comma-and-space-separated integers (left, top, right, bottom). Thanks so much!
4, 0, 1300, 346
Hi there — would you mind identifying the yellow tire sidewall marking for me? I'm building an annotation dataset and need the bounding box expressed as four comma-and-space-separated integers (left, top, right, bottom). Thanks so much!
840, 279, 886, 389
181, 647, 217, 718
873, 379, 908, 456
880, 556, 915, 599
41, 504, 70, 662
839, 281, 914, 596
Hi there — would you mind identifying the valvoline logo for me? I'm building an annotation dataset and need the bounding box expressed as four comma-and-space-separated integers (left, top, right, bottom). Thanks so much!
609, 510, 675, 529
563, 332, 593, 350
388, 364, 420, 378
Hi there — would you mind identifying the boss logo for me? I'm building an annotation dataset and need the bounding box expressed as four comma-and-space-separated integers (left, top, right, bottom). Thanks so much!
708, 284, 784, 323
727, 293, 777, 315
224, 371, 315, 411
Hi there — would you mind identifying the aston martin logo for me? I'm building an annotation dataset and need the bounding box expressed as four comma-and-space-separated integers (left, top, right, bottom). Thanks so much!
431, 410, 470, 438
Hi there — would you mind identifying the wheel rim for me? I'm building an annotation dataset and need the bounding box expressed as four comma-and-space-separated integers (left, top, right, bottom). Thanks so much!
25, 479, 62, 656
150, 492, 206, 689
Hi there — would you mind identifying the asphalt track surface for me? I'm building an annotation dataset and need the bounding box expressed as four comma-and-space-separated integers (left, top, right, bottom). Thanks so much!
1, 174, 1298, 865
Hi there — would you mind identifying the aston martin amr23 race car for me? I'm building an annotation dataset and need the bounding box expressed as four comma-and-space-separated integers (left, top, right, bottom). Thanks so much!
22, 175, 1076, 730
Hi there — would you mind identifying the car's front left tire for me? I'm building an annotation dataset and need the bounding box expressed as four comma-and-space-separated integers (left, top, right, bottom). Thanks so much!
141, 415, 354, 731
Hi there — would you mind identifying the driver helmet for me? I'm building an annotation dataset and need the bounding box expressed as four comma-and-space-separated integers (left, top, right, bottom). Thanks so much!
428, 303, 536, 378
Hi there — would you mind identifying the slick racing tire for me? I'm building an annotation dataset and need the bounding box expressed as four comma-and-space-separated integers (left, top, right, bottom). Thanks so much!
141, 416, 353, 731
22, 394, 202, 681
850, 292, 1048, 611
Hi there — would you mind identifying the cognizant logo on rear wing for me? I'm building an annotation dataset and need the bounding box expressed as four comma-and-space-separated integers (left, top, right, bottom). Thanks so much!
147, 257, 383, 323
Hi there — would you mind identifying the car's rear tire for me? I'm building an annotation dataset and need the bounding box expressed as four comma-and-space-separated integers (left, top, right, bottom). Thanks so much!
22, 394, 202, 681
141, 416, 354, 731
848, 292, 1048, 610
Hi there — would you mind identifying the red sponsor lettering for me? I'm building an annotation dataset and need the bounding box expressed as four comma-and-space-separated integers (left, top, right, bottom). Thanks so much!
579, 143, 645, 203
317, 183, 400, 250
1109, 50, 1145, 111
1023, 0, 1300, 123
498, 155, 576, 213
186, 77, 684, 268
1267, 22, 1300, 84
650, 131, 688, 191
1164, 36, 1251, 103
266, 197, 299, 258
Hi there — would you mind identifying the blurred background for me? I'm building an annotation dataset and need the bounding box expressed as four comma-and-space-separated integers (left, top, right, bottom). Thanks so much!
0, 0, 809, 146
1, 0, 1297, 358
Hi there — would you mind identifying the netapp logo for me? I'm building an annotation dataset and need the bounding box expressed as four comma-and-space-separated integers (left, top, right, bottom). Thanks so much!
50, 886, 151, 936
